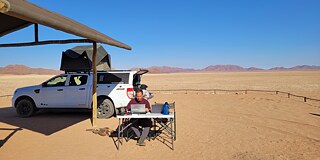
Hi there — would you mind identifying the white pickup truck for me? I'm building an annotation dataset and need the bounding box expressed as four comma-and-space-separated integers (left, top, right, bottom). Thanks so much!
12, 70, 151, 118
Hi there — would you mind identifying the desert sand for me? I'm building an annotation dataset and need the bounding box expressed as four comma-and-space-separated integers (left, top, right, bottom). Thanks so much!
0, 72, 320, 160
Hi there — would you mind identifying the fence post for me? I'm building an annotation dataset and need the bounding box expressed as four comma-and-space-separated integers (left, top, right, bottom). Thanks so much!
245, 90, 247, 94
276, 91, 278, 94
304, 97, 307, 102
288, 93, 290, 98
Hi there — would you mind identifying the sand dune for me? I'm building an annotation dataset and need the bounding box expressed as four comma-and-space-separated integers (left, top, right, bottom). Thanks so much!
0, 72, 320, 160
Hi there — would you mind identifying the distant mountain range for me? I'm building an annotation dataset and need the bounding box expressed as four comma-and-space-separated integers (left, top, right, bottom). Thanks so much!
0, 65, 63, 75
0, 64, 319, 75
133, 65, 320, 73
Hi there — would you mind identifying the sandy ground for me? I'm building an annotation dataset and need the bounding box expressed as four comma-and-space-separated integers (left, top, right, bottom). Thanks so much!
142, 71, 320, 99
0, 74, 53, 97
1, 72, 320, 160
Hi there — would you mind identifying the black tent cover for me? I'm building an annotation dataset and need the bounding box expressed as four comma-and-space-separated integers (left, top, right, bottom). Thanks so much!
60, 45, 111, 72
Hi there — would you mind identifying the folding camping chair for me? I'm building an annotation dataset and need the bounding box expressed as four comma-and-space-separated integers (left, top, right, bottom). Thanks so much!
152, 102, 176, 143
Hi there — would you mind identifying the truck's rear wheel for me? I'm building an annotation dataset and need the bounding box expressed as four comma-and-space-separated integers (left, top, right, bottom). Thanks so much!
16, 98, 36, 118
97, 98, 114, 118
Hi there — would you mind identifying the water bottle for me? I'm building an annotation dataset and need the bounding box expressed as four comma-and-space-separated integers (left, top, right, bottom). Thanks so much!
162, 102, 169, 115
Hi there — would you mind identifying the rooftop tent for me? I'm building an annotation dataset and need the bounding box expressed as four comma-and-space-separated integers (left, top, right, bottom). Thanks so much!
60, 45, 111, 72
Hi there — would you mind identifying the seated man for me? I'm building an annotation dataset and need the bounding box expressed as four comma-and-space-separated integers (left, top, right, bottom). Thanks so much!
126, 89, 151, 146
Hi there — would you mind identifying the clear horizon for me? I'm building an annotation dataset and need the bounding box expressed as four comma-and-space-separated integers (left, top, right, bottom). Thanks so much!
1, 64, 319, 71
0, 0, 319, 70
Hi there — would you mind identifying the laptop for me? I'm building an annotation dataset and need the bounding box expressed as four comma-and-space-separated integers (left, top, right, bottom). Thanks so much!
151, 104, 163, 113
131, 104, 146, 114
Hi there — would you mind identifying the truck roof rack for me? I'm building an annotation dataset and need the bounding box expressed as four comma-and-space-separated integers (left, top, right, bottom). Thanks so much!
64, 69, 148, 74
64, 70, 133, 74
99, 70, 132, 72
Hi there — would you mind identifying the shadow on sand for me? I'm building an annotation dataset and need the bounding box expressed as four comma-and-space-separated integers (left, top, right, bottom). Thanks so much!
0, 106, 90, 136
102, 125, 174, 150
0, 127, 22, 148
309, 113, 320, 117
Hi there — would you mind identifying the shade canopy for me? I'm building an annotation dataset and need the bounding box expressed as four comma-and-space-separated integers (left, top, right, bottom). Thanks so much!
0, 0, 131, 50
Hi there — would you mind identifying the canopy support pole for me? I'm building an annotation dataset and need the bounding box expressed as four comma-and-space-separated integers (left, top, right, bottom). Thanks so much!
0, 39, 93, 47
92, 42, 98, 127
34, 24, 38, 42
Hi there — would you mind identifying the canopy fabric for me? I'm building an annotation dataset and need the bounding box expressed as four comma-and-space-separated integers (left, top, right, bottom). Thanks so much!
60, 45, 111, 72
0, 0, 131, 50
0, 13, 32, 37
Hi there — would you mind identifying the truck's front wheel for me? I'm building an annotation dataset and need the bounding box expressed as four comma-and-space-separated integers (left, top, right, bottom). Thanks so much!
97, 98, 114, 118
16, 98, 36, 118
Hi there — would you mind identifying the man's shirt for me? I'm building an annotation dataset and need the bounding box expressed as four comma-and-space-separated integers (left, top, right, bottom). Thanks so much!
126, 98, 151, 111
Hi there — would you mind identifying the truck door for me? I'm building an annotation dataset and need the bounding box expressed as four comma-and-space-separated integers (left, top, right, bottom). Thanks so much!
112, 73, 130, 107
64, 75, 89, 108
40, 75, 68, 108
97, 73, 130, 107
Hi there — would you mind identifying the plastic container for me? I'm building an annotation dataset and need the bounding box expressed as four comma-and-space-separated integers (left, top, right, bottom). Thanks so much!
161, 102, 170, 115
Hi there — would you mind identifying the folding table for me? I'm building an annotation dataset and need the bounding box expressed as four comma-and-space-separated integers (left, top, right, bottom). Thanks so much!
116, 113, 175, 150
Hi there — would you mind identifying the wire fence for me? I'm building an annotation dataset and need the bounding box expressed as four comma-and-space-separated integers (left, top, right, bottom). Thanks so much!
149, 89, 320, 103
0, 95, 13, 98
1, 89, 319, 104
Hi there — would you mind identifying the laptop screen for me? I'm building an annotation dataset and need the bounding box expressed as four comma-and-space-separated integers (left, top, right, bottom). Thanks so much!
131, 104, 146, 114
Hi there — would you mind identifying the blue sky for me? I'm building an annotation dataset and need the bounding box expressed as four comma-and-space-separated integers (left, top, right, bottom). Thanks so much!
0, 0, 319, 70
